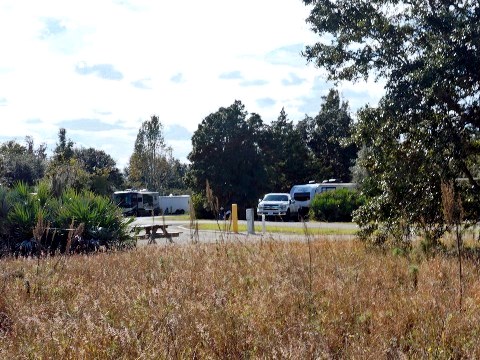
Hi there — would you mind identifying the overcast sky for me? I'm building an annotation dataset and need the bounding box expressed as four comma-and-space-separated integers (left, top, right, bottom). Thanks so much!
0, 0, 384, 169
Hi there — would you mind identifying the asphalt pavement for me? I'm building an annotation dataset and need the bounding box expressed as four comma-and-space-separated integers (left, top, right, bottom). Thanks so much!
130, 217, 358, 246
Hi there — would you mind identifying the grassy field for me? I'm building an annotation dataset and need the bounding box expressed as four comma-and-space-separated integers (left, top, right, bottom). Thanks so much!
193, 222, 357, 236
1, 237, 480, 358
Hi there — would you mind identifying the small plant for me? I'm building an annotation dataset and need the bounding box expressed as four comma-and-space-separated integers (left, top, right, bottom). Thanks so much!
205, 180, 230, 242
190, 193, 214, 220
408, 264, 419, 290
189, 196, 199, 244
441, 181, 464, 309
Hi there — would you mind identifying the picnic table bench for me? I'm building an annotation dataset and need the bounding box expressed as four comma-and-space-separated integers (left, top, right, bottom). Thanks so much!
131, 224, 181, 244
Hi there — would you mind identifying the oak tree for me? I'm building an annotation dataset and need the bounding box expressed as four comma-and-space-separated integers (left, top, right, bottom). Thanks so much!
303, 0, 480, 243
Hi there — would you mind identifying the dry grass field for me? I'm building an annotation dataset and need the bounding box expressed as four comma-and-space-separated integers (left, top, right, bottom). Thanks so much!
1, 237, 480, 358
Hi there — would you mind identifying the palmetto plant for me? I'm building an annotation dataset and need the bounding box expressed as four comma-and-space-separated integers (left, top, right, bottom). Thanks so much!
56, 188, 133, 248
1, 182, 132, 254
0, 186, 11, 237
7, 182, 40, 241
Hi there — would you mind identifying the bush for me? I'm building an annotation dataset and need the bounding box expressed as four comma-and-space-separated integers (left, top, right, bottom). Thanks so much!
54, 189, 133, 249
0, 183, 132, 255
309, 188, 365, 222
191, 193, 215, 220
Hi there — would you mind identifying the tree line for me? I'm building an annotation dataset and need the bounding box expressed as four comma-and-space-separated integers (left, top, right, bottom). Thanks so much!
0, 122, 187, 197
186, 91, 356, 217
0, 88, 357, 221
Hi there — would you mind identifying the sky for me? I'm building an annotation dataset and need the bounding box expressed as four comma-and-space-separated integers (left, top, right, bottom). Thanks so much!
0, 0, 384, 169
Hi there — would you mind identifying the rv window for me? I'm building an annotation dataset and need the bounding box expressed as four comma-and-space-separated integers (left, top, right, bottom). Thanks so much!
293, 192, 310, 201
115, 193, 134, 208
320, 186, 336, 193
143, 194, 153, 207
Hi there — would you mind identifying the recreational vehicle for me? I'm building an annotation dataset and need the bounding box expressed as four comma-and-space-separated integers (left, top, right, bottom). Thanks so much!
113, 189, 160, 216
290, 180, 356, 216
159, 195, 190, 215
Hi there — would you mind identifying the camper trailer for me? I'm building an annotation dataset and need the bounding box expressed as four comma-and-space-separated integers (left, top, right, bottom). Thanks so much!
113, 189, 160, 216
159, 195, 190, 215
290, 180, 356, 216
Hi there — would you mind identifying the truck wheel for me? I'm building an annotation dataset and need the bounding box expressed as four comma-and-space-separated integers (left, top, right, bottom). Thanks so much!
284, 209, 291, 222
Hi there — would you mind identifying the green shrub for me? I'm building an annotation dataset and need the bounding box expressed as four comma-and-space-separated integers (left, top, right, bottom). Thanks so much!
1, 183, 132, 253
191, 193, 215, 219
309, 188, 365, 222
55, 188, 133, 248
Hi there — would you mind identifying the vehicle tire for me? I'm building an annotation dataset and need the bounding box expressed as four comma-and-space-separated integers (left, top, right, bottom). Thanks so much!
284, 209, 291, 222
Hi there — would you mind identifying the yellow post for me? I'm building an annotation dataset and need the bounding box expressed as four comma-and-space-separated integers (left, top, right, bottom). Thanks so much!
232, 204, 238, 233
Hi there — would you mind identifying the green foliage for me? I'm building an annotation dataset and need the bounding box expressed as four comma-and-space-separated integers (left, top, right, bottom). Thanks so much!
35, 180, 52, 208
0, 187, 10, 242
161, 160, 189, 194
56, 189, 131, 245
352, 106, 448, 245
47, 159, 90, 197
52, 128, 74, 163
0, 138, 46, 187
46, 129, 125, 197
309, 188, 364, 222
262, 108, 312, 192
127, 115, 181, 193
190, 193, 215, 220
74, 147, 125, 195
0, 181, 132, 252
7, 182, 41, 240
8, 203, 35, 239
188, 101, 269, 209
47, 129, 89, 197
303, 0, 480, 245
297, 89, 357, 183
187, 97, 357, 211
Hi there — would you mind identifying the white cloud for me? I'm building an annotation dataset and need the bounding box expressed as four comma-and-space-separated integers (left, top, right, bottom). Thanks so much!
0, 0, 383, 169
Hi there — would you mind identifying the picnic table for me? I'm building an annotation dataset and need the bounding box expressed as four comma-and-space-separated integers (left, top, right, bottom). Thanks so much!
132, 223, 181, 244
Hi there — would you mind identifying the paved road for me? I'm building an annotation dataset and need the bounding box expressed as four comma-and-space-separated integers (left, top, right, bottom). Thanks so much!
130, 217, 358, 246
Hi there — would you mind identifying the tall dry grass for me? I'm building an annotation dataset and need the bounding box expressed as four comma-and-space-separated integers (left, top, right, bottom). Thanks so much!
1, 238, 480, 358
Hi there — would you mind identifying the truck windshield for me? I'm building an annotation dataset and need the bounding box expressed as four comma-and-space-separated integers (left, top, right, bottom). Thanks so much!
263, 194, 288, 201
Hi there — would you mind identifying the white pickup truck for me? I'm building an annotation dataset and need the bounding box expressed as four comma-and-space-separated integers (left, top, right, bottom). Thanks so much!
257, 193, 299, 221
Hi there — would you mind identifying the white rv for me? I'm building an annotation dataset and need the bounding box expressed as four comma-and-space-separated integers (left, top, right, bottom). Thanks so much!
159, 195, 190, 215
290, 180, 356, 216
113, 189, 160, 216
